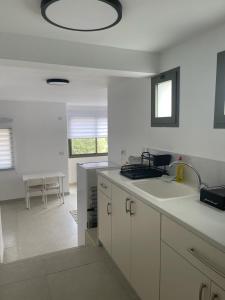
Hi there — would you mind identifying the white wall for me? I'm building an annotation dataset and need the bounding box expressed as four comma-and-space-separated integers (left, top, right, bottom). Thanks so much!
68, 156, 108, 184
108, 77, 150, 164
0, 100, 68, 201
108, 22, 225, 164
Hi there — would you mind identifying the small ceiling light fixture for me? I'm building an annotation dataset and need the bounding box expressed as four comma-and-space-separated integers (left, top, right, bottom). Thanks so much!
46, 78, 70, 85
41, 0, 122, 32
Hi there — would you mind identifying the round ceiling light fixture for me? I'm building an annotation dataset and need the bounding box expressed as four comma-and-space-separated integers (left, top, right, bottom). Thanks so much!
46, 78, 70, 85
41, 0, 122, 32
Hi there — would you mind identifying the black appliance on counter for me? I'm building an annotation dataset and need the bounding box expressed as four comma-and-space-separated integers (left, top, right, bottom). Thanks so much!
200, 187, 225, 211
120, 152, 172, 180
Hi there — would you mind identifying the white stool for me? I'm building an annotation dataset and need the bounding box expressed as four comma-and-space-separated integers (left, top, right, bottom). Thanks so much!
44, 176, 62, 207
25, 178, 45, 209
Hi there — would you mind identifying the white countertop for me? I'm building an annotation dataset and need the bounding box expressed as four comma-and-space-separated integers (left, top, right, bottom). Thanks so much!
99, 169, 225, 253
78, 161, 119, 170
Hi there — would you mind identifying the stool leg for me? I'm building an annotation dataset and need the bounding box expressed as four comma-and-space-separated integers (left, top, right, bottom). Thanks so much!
57, 187, 62, 204
45, 191, 48, 208
61, 177, 65, 204
42, 190, 47, 208
26, 192, 30, 210
26, 193, 29, 209
25, 182, 30, 210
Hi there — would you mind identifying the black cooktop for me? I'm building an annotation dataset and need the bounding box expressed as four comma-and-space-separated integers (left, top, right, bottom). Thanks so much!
120, 164, 168, 180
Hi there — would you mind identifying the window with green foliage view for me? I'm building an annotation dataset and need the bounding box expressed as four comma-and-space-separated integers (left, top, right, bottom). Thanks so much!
69, 137, 108, 157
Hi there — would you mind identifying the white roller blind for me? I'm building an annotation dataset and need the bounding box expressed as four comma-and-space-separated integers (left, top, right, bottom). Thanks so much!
68, 106, 108, 139
0, 128, 14, 170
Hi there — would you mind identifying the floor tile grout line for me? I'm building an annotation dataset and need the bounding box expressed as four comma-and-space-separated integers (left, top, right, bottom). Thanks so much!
1, 193, 78, 263
1, 245, 84, 266
45, 259, 108, 276
0, 253, 110, 287
0, 274, 47, 288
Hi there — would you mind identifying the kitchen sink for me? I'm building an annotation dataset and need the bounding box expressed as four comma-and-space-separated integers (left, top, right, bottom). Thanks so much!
132, 178, 199, 201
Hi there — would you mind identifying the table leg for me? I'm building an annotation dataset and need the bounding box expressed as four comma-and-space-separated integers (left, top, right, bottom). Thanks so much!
62, 177, 65, 204
25, 182, 30, 209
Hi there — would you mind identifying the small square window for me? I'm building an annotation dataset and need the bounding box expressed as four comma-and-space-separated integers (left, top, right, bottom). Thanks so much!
155, 80, 172, 118
151, 67, 180, 127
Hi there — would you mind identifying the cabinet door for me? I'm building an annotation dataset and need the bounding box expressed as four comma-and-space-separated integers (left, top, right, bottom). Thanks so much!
98, 191, 112, 255
111, 185, 131, 281
130, 199, 160, 300
211, 283, 225, 300
160, 242, 210, 300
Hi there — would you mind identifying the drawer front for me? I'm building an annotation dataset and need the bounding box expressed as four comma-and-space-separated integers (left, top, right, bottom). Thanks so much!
98, 176, 112, 198
162, 216, 225, 288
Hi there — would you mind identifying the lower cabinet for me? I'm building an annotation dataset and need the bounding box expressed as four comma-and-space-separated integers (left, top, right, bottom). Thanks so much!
111, 184, 160, 300
160, 242, 211, 300
130, 195, 160, 300
98, 177, 225, 300
98, 190, 112, 255
211, 283, 225, 300
111, 185, 131, 281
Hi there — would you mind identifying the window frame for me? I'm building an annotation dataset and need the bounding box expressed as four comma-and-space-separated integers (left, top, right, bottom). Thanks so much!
214, 50, 225, 129
0, 127, 14, 171
68, 138, 108, 158
151, 67, 180, 127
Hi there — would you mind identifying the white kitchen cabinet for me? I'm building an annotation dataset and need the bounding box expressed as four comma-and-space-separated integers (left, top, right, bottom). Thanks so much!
98, 175, 112, 198
111, 183, 160, 300
160, 241, 210, 300
130, 197, 160, 300
111, 185, 131, 280
98, 190, 112, 255
161, 216, 225, 289
98, 173, 225, 300
211, 283, 225, 300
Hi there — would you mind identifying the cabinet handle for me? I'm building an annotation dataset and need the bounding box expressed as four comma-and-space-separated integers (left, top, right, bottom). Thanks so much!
188, 248, 225, 278
199, 284, 207, 300
130, 200, 135, 216
211, 295, 219, 300
125, 198, 130, 213
107, 203, 112, 215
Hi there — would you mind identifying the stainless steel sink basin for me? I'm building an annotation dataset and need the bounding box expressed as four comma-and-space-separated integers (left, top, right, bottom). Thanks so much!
132, 179, 199, 201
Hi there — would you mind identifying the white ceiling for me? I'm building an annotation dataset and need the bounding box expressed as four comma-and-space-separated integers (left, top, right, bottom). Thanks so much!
0, 64, 109, 106
1, 0, 225, 106
0, 0, 225, 51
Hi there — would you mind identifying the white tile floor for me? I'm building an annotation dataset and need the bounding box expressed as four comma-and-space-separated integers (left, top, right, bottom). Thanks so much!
0, 246, 139, 300
1, 186, 78, 263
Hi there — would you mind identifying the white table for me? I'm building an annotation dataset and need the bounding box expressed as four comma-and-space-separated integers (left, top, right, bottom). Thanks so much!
22, 172, 65, 208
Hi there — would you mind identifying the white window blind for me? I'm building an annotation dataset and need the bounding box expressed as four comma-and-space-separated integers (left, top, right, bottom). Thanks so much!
68, 106, 108, 139
0, 128, 14, 170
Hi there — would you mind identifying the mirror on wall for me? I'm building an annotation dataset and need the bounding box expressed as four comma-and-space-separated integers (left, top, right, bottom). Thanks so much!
214, 50, 225, 128
151, 67, 180, 127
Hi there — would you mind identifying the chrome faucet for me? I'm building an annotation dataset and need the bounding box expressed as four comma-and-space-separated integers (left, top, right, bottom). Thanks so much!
168, 161, 207, 191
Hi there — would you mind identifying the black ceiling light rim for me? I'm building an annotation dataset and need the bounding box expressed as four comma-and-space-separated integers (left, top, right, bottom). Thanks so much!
46, 78, 70, 85
41, 0, 122, 32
